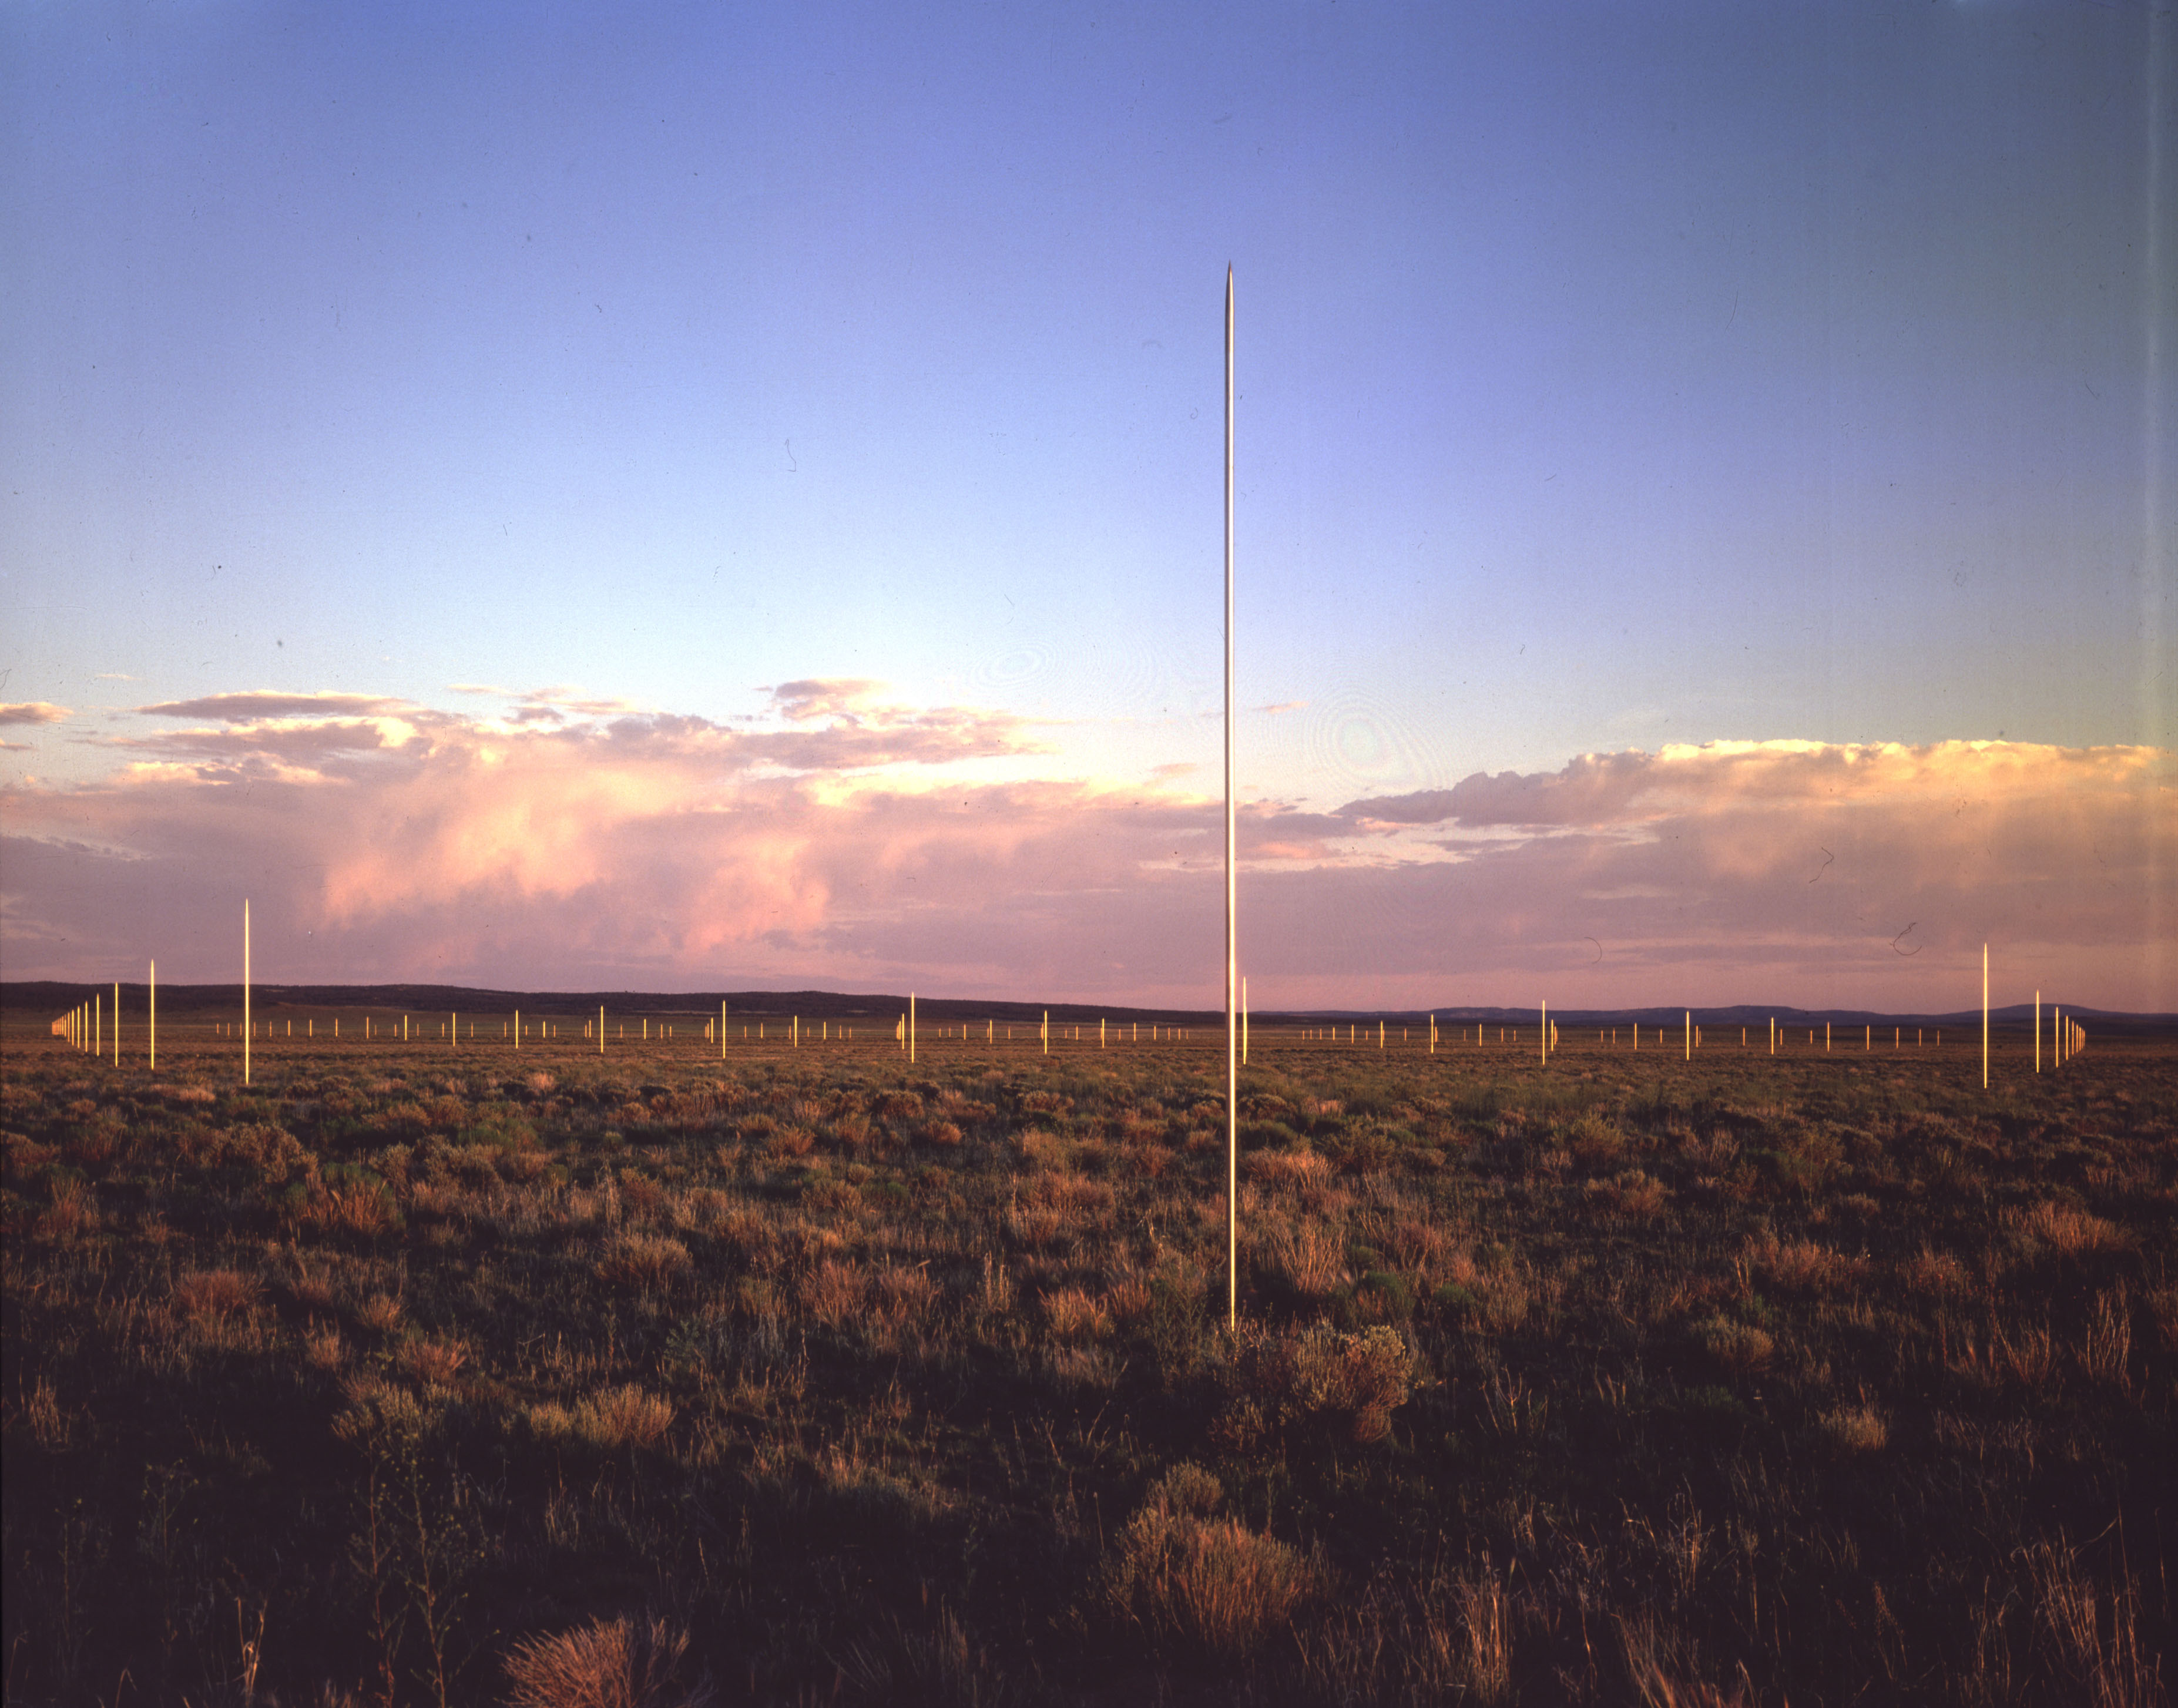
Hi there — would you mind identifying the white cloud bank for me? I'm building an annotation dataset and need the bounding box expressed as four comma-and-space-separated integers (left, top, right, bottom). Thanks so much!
2, 694, 2169, 1009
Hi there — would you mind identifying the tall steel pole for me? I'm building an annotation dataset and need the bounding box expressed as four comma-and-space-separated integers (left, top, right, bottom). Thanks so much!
1224, 267, 1239, 1333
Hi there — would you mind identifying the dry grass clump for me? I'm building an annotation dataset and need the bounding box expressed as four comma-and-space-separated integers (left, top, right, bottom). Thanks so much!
1042, 1287, 1111, 1342
597, 1234, 692, 1293
1246, 1146, 1333, 1193
1102, 1274, 1156, 1328
163, 1082, 219, 1104
293, 1175, 402, 1239
174, 1120, 316, 1182
173, 1267, 261, 1323
870, 1261, 939, 1329
281, 1257, 341, 1313
331, 1375, 435, 1445
1102, 1464, 1328, 1657
1252, 1216, 1344, 1299
1472, 1266, 1533, 1333
303, 1323, 346, 1371
21, 1375, 70, 1451
498, 1145, 553, 1183
2007, 1199, 2126, 1257
1025, 1172, 1115, 1220
1009, 1127, 1068, 1169
1951, 1318, 2060, 1390
504, 1613, 713, 1708
573, 1385, 674, 1451
1383, 1213, 1449, 1273
1693, 1315, 1775, 1373
1458, 1569, 1516, 1704
1618, 1614, 1756, 1708
355, 1291, 404, 1334
1566, 1113, 1627, 1172
1749, 1237, 1861, 1294
618, 1174, 670, 1222
800, 1258, 865, 1327
2078, 1287, 2133, 1387
1008, 1204, 1064, 1250
2146, 1286, 2178, 1355
801, 1177, 863, 1219
1043, 1344, 1122, 1390
1813, 1403, 1888, 1454
398, 1335, 469, 1388
1898, 1247, 1971, 1296
35, 1177, 100, 1242
1008, 1172, 1115, 1249
2014, 1537, 2165, 1708
1602, 1169, 1669, 1217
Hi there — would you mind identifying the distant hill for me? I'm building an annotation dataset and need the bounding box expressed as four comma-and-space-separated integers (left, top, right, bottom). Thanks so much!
1, 981, 1216, 1028
5, 981, 2169, 1035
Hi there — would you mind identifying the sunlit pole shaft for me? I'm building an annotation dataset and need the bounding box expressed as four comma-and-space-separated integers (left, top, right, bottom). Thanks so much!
1224, 266, 1239, 1334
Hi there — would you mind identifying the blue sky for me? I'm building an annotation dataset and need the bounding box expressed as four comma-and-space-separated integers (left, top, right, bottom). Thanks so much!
3, 1, 2171, 1006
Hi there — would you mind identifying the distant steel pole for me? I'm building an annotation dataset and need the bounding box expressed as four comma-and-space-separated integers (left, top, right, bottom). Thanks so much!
1982, 944, 1989, 1089
243, 898, 251, 1087
1224, 266, 1239, 1334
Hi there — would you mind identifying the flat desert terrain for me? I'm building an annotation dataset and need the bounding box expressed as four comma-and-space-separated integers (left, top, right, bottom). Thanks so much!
5, 1011, 2171, 1704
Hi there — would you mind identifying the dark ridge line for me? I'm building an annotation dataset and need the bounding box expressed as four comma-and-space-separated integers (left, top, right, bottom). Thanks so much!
5, 982, 2169, 1033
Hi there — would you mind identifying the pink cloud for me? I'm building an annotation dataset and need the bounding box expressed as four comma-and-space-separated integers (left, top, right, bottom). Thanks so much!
2, 718, 2169, 1011
137, 690, 411, 720
768, 679, 885, 723
0, 702, 72, 726
510, 687, 642, 717
1312, 741, 2173, 1009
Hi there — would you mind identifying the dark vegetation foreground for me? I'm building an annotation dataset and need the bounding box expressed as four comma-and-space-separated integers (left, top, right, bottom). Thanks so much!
4, 1021, 2172, 1706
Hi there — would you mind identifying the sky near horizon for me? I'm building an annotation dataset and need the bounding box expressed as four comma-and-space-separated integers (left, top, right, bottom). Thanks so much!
3, 1, 2172, 1010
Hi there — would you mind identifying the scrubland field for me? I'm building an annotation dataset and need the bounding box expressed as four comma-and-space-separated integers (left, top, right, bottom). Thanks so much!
4, 1015, 2172, 1706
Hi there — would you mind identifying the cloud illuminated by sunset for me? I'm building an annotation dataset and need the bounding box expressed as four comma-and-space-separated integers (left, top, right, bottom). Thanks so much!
3, 686, 2166, 1011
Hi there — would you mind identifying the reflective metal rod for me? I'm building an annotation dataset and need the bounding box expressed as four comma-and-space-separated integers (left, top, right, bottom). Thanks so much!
1224, 266, 1239, 1334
